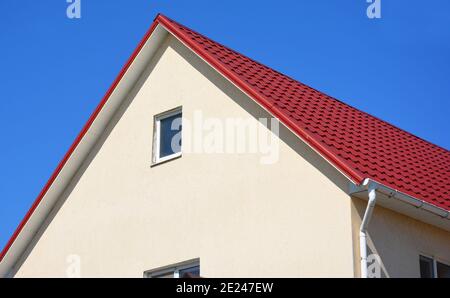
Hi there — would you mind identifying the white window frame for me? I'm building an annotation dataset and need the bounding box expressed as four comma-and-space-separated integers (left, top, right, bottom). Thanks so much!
152, 107, 182, 165
143, 258, 200, 278
420, 254, 450, 278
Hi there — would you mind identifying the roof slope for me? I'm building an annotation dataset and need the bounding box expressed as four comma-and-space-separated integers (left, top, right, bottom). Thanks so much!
158, 15, 450, 211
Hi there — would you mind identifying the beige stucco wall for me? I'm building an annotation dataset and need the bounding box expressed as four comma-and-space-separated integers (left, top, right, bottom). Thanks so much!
351, 197, 450, 277
12, 35, 355, 277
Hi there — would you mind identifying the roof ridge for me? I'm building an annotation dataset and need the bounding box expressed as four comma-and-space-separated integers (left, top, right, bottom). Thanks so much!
159, 15, 310, 86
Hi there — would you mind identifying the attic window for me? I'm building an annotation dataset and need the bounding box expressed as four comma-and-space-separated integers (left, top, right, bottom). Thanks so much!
152, 107, 182, 165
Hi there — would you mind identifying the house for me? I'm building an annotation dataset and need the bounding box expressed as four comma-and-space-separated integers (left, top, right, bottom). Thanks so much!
0, 14, 449, 278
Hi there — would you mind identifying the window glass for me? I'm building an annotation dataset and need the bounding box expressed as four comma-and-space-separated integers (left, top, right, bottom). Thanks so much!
179, 265, 200, 278
419, 255, 434, 278
153, 271, 175, 278
159, 112, 182, 158
437, 261, 450, 278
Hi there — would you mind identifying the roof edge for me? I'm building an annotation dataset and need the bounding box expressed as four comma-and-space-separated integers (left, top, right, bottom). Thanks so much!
349, 179, 450, 233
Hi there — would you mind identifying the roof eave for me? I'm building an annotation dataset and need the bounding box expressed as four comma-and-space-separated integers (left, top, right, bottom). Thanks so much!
349, 178, 450, 231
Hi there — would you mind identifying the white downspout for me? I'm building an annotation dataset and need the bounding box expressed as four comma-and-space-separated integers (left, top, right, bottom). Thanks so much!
359, 184, 377, 278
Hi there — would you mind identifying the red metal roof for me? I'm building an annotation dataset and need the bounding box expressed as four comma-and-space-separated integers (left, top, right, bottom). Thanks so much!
1, 14, 449, 265
157, 15, 450, 211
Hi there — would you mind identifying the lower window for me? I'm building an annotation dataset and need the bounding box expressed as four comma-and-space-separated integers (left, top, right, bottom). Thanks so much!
420, 255, 450, 278
144, 258, 200, 278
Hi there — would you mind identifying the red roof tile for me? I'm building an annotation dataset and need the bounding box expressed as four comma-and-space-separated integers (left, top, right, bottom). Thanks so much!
158, 15, 450, 211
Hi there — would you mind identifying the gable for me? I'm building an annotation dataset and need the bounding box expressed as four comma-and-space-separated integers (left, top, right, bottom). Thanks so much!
11, 33, 355, 277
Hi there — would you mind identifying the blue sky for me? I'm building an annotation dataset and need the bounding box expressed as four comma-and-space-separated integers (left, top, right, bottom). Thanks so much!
1, 0, 449, 250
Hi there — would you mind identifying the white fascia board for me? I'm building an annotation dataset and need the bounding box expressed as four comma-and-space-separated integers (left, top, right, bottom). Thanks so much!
349, 179, 450, 232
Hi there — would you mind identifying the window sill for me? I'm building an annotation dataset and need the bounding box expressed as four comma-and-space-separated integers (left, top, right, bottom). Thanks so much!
151, 152, 182, 167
